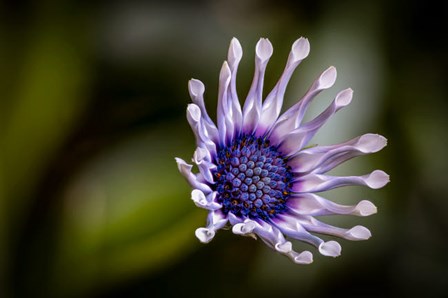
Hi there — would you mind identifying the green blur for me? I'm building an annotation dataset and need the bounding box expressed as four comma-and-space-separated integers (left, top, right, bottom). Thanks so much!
0, 0, 447, 297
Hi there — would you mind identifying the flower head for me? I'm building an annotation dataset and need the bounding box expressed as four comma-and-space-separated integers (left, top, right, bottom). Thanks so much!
176, 37, 389, 264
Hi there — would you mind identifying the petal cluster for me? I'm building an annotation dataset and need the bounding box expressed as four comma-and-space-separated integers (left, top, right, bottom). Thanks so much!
176, 37, 389, 264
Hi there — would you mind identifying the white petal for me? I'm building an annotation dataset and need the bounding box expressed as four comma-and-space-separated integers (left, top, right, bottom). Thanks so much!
272, 215, 324, 248
195, 211, 228, 244
257, 37, 310, 134
187, 85, 219, 143
192, 146, 215, 183
365, 170, 390, 189
256, 38, 273, 63
188, 78, 205, 98
206, 210, 228, 228
317, 66, 337, 89
299, 216, 371, 241
227, 212, 243, 226
247, 220, 315, 265
318, 241, 341, 257
199, 162, 215, 184
288, 133, 388, 174
251, 220, 287, 250
310, 138, 386, 175
279, 88, 355, 156
243, 38, 272, 134
232, 219, 257, 235
191, 189, 207, 206
346, 225, 372, 240
269, 66, 338, 143
278, 88, 354, 154
289, 250, 313, 264
227, 38, 243, 134
292, 66, 338, 125
292, 170, 390, 193
193, 146, 210, 163
217, 61, 232, 144
287, 194, 377, 217
175, 157, 212, 193
290, 37, 310, 62
356, 134, 388, 153
228, 37, 243, 66
187, 103, 201, 124
275, 241, 292, 253
219, 61, 232, 88
335, 88, 353, 106
186, 104, 217, 155
191, 190, 221, 210
356, 200, 377, 216
195, 227, 215, 243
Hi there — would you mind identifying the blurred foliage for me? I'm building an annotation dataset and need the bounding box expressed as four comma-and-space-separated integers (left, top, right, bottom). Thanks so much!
0, 0, 447, 297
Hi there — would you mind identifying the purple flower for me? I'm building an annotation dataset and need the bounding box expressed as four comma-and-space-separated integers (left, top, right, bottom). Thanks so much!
175, 37, 389, 264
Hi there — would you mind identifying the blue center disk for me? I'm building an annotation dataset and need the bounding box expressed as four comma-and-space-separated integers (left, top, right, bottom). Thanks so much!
214, 134, 293, 220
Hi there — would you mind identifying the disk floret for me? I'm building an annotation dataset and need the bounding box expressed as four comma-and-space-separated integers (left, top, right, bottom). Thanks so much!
214, 135, 293, 220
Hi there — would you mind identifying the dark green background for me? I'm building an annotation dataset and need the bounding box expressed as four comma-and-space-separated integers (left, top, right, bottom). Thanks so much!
1, 0, 447, 297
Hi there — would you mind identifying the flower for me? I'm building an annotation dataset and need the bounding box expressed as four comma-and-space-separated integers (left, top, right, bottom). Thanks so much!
175, 37, 389, 264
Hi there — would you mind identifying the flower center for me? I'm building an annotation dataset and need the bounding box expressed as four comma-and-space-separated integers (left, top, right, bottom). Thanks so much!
214, 134, 293, 220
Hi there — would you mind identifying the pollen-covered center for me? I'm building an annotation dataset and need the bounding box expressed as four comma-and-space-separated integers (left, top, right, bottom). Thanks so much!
214, 134, 293, 220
